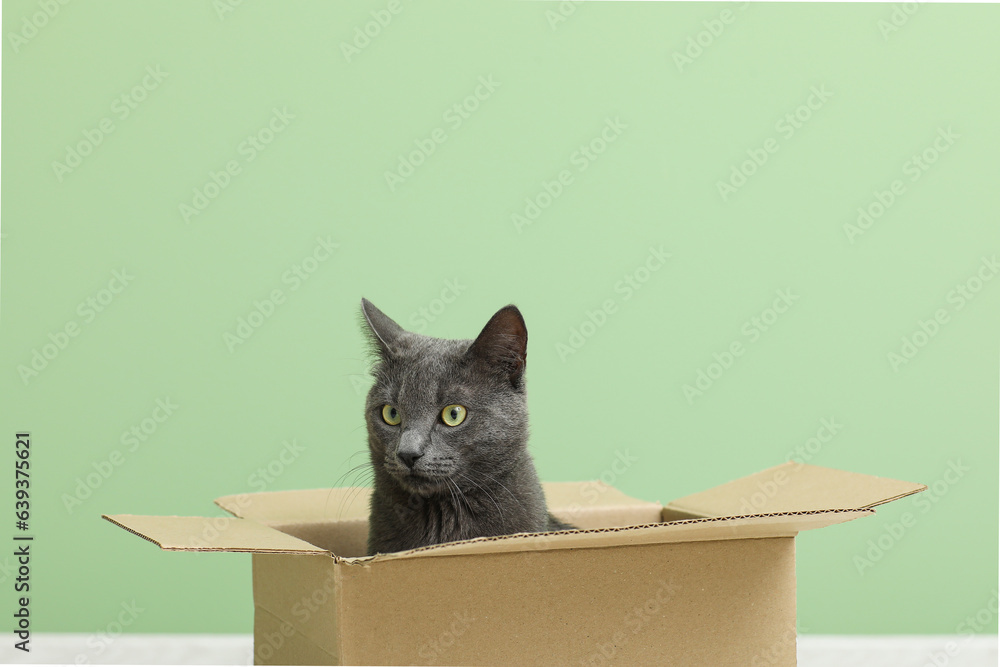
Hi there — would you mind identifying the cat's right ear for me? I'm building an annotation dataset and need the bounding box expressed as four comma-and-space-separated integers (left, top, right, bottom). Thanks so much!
360, 298, 404, 357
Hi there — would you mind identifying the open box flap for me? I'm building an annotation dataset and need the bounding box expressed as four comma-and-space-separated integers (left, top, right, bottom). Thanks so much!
361, 508, 874, 563
215, 481, 663, 530
215, 488, 370, 524
665, 462, 926, 518
543, 481, 664, 527
102, 514, 330, 555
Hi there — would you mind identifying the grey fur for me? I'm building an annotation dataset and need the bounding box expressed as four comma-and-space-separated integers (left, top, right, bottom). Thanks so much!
360, 298, 573, 555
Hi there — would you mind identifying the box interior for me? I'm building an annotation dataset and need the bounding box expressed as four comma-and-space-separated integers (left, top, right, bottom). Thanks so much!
215, 481, 668, 558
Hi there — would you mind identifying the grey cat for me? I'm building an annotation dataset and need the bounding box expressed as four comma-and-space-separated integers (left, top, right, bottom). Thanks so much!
360, 298, 574, 555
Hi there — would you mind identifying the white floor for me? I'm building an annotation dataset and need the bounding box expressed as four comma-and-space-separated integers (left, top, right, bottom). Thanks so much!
1, 634, 996, 665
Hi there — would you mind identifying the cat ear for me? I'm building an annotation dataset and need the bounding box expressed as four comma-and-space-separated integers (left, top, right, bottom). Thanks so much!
360, 298, 405, 357
467, 305, 527, 385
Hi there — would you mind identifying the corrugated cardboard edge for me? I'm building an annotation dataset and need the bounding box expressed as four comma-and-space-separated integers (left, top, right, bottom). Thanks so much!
104, 507, 873, 562
665, 462, 927, 518
354, 507, 874, 564
101, 514, 334, 556
215, 496, 244, 518
103, 514, 175, 550
862, 484, 928, 509
336, 567, 346, 665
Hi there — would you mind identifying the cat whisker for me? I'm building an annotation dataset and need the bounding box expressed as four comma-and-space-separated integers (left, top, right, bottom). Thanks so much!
464, 468, 522, 511
456, 471, 505, 529
329, 457, 375, 521
443, 479, 461, 535
328, 471, 364, 520
331, 465, 372, 493
331, 461, 372, 488
447, 477, 474, 538
339, 480, 374, 522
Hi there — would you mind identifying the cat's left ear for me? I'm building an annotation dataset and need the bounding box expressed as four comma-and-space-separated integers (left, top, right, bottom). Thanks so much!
466, 305, 527, 386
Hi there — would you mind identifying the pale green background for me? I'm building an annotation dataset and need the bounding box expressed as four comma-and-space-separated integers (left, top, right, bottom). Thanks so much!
1, 0, 997, 642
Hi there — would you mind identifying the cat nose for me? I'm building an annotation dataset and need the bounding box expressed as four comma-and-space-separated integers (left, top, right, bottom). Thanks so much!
398, 450, 422, 469
397, 431, 425, 469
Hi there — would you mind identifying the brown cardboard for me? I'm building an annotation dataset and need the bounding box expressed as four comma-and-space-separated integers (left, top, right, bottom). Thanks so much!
103, 514, 330, 555
665, 461, 926, 517
103, 462, 925, 666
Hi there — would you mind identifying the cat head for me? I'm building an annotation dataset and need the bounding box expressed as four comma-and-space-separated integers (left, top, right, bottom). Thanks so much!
360, 298, 529, 497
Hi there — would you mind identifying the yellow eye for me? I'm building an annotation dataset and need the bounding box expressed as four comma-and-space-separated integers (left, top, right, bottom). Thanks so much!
381, 404, 401, 425
441, 404, 467, 426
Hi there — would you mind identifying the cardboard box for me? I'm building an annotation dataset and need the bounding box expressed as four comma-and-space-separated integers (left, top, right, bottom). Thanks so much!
104, 462, 924, 666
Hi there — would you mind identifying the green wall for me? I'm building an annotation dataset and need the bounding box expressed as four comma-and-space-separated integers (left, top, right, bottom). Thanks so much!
1, 0, 997, 643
